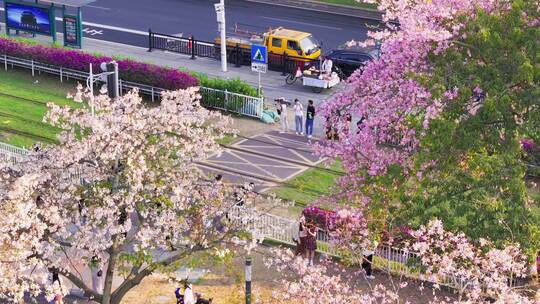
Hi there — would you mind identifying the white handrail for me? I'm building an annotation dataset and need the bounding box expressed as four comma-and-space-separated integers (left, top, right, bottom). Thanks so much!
2, 54, 264, 118
0, 142, 520, 291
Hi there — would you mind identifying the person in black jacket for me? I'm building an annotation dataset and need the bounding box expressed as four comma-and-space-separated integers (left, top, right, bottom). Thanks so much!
305, 100, 315, 138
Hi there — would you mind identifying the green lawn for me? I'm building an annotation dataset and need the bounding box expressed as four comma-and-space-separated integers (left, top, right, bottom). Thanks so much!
316, 0, 377, 10
0, 69, 242, 149
0, 69, 82, 148
271, 161, 343, 206
217, 134, 237, 146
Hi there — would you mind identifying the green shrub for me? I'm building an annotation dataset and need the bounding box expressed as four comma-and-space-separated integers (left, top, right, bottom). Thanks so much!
190, 71, 259, 97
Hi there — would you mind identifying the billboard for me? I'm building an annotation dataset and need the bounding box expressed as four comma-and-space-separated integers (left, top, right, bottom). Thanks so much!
63, 15, 80, 47
5, 2, 52, 35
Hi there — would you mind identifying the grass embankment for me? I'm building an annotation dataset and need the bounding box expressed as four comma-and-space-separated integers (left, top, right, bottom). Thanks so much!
0, 69, 240, 148
0, 69, 82, 148
271, 161, 343, 206
316, 0, 377, 10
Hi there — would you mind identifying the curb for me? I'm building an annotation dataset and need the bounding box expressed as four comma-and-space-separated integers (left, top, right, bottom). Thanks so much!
243, 0, 383, 21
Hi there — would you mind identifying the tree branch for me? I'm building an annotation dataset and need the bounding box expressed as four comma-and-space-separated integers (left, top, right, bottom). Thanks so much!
110, 245, 204, 304
51, 266, 102, 302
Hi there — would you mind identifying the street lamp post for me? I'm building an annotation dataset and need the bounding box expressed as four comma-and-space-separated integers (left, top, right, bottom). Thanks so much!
86, 61, 119, 115
88, 63, 95, 116
215, 0, 227, 72
245, 256, 252, 304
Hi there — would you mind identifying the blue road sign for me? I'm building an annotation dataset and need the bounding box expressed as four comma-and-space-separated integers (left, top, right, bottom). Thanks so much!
251, 44, 267, 64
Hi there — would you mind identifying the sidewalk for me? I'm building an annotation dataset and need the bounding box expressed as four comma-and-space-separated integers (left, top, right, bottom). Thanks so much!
245, 0, 383, 20
27, 32, 334, 138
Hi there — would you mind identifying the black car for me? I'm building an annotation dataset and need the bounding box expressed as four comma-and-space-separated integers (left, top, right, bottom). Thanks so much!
325, 45, 380, 78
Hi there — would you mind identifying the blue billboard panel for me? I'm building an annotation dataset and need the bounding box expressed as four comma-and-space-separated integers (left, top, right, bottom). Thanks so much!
5, 2, 52, 35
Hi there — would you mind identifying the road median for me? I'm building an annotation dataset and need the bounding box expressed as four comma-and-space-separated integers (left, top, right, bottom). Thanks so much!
244, 0, 383, 20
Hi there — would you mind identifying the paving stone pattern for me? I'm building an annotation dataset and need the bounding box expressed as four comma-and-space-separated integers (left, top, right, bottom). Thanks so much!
200, 131, 323, 191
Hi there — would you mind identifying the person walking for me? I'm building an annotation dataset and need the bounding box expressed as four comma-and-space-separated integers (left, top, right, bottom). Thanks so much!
305, 100, 315, 138
362, 240, 378, 280
90, 256, 103, 293
277, 98, 290, 133
293, 99, 304, 135
295, 215, 307, 256
47, 270, 65, 304
305, 221, 318, 266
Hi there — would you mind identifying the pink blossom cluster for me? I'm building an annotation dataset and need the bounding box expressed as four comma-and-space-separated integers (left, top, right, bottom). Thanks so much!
316, 0, 510, 188
264, 219, 534, 303
409, 220, 531, 303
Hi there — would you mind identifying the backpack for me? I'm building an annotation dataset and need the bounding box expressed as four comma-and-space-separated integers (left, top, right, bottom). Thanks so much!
175, 288, 185, 304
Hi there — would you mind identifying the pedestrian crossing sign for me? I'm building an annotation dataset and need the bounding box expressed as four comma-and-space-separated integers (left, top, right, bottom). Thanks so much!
251, 45, 267, 64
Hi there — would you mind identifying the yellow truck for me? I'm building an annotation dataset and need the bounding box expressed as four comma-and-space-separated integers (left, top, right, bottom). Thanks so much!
216, 26, 321, 63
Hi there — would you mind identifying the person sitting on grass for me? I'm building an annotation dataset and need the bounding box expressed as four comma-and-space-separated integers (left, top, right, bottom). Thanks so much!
175, 281, 195, 304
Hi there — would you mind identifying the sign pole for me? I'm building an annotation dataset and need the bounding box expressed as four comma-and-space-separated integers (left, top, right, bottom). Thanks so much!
245, 256, 252, 304
251, 44, 267, 97
50, 4, 56, 43
113, 61, 119, 98
257, 71, 261, 97
77, 7, 83, 48
89, 63, 94, 116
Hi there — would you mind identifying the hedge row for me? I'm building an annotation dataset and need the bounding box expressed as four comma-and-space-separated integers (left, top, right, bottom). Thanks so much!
191, 71, 259, 97
0, 37, 198, 90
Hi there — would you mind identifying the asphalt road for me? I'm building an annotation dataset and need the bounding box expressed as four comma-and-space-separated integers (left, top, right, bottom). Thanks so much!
0, 0, 377, 51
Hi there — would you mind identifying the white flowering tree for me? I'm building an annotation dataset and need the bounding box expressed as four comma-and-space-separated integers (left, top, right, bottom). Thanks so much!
0, 88, 252, 304
264, 220, 533, 304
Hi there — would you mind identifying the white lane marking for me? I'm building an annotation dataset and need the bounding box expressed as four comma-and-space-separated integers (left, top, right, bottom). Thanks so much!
261, 16, 342, 30
86, 5, 111, 11
79, 21, 148, 36
82, 28, 103, 36
0, 8, 148, 36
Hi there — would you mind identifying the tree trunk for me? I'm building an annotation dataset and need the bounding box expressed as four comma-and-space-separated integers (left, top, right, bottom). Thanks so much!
101, 241, 119, 304
103, 160, 121, 304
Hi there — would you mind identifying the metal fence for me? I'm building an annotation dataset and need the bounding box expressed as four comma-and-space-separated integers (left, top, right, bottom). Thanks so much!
0, 143, 522, 292
0, 142, 29, 165
199, 87, 263, 118
148, 30, 218, 59
148, 29, 318, 75
1, 54, 264, 118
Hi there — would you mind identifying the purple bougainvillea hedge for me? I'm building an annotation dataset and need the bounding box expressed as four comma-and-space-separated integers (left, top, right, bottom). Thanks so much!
0, 37, 198, 90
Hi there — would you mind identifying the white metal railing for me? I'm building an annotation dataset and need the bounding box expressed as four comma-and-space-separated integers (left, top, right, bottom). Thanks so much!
0, 142, 29, 165
0, 142, 520, 292
1, 54, 264, 118
199, 87, 263, 119
0, 141, 30, 156
0, 143, 84, 182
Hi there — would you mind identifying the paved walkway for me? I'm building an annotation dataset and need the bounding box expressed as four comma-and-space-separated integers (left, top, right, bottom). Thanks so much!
199, 130, 323, 192
25, 30, 334, 137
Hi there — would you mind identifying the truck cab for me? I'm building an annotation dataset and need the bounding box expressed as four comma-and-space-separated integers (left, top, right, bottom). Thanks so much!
265, 28, 320, 60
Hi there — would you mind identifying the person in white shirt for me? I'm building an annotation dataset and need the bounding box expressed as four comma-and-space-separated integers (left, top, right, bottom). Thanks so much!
293, 99, 304, 135
362, 240, 378, 280
277, 98, 290, 133
321, 57, 333, 75
183, 283, 196, 304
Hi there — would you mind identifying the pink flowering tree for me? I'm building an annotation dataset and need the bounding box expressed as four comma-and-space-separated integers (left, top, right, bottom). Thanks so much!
275, 0, 540, 301
264, 219, 534, 303
409, 220, 532, 303
317, 0, 540, 253
0, 88, 256, 304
